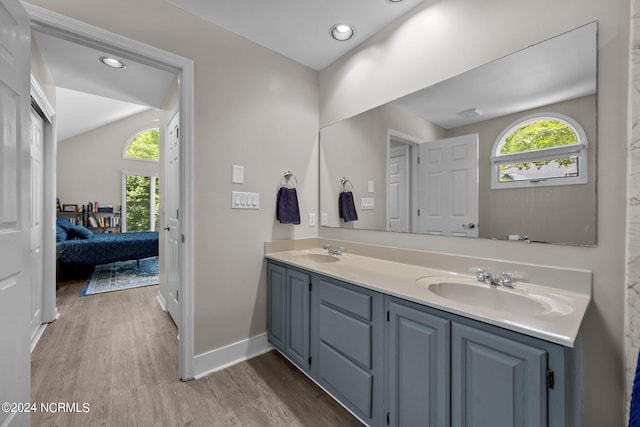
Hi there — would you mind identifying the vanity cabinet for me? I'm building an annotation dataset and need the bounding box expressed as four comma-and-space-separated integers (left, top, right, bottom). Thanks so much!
266, 263, 310, 372
267, 261, 581, 427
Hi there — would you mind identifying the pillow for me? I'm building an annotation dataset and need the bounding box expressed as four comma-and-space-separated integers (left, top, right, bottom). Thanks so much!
66, 225, 94, 240
55, 225, 68, 242
56, 218, 73, 230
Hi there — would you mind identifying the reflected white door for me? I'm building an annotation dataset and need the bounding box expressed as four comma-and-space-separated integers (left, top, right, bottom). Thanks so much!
388, 145, 410, 232
417, 134, 479, 237
30, 108, 44, 340
0, 0, 32, 425
165, 111, 180, 328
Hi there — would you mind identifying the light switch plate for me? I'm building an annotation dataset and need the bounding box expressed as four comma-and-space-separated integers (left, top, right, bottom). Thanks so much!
309, 213, 316, 227
231, 191, 259, 209
361, 198, 374, 210
232, 165, 244, 184
368, 180, 374, 193
321, 213, 328, 226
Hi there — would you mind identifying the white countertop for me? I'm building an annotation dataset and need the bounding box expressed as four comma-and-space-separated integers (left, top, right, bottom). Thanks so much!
266, 248, 591, 347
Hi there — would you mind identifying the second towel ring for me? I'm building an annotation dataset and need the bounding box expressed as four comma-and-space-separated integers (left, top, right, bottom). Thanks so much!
281, 170, 298, 188
340, 177, 353, 191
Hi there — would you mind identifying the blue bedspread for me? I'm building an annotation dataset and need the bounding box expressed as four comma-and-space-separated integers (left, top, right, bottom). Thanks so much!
56, 231, 159, 266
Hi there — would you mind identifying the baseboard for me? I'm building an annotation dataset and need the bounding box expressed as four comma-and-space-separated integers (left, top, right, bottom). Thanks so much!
156, 291, 166, 311
193, 332, 273, 379
30, 323, 47, 353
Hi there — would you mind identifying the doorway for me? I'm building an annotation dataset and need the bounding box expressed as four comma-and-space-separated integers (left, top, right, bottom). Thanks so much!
27, 4, 195, 380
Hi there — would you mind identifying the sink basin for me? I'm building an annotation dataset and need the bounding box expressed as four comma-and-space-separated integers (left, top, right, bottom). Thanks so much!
417, 278, 549, 315
292, 253, 341, 263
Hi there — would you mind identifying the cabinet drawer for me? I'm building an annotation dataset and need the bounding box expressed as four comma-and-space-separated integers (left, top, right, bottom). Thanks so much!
318, 278, 371, 320
319, 342, 373, 419
319, 304, 372, 368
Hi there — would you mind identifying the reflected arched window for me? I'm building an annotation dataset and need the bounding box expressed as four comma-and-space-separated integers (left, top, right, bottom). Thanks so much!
490, 113, 588, 189
124, 128, 159, 161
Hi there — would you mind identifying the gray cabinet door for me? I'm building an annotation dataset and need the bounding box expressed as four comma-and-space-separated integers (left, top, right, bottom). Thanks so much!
388, 298, 450, 427
452, 322, 548, 427
267, 263, 286, 352
286, 269, 311, 371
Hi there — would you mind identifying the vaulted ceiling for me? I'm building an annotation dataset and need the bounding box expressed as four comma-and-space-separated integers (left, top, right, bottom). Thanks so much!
32, 0, 427, 140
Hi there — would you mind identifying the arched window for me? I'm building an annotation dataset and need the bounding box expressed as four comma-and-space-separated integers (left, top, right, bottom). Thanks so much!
122, 128, 160, 231
490, 113, 588, 189
123, 128, 159, 161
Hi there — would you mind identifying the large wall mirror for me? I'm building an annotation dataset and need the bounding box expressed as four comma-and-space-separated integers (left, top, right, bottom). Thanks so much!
320, 22, 597, 246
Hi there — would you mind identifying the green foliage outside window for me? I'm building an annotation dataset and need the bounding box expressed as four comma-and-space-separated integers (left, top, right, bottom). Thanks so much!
126, 175, 159, 232
499, 119, 578, 179
125, 129, 159, 160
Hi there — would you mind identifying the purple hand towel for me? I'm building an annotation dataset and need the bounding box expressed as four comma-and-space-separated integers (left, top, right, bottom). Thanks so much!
339, 191, 358, 222
276, 187, 301, 225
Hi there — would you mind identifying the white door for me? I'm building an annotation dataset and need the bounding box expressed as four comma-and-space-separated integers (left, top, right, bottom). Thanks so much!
165, 111, 180, 328
388, 145, 410, 232
417, 134, 479, 237
30, 108, 44, 341
0, 0, 32, 425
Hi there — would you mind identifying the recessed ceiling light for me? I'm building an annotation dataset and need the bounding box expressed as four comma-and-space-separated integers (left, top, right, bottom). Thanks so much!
330, 24, 355, 41
99, 56, 125, 69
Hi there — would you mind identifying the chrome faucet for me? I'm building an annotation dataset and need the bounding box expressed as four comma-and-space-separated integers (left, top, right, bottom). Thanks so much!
471, 268, 515, 288
323, 244, 344, 256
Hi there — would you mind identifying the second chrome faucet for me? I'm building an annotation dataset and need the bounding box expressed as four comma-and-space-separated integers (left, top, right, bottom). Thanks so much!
323, 244, 344, 256
471, 268, 515, 288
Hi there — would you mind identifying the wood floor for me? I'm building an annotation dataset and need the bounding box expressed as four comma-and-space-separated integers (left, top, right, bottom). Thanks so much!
32, 280, 362, 427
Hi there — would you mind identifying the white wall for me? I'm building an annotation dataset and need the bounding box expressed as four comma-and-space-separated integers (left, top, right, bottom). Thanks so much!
56, 109, 160, 210
27, 0, 320, 357
319, 0, 629, 425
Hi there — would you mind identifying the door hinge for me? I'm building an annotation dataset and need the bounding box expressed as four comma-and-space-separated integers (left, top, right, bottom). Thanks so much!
176, 125, 179, 139
386, 412, 390, 425
417, 156, 421, 165
181, 234, 185, 243
546, 369, 554, 389
387, 311, 390, 322
308, 356, 312, 365
309, 282, 312, 292
176, 209, 179, 220
417, 209, 421, 216
176, 289, 179, 301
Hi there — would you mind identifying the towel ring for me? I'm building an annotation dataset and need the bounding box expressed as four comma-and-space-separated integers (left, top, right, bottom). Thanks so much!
340, 177, 353, 191
281, 170, 298, 188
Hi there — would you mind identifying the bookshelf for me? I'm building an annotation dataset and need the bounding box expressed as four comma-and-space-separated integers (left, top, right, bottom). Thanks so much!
57, 202, 121, 233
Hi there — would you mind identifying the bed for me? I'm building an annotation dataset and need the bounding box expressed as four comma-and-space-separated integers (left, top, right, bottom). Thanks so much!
56, 219, 158, 266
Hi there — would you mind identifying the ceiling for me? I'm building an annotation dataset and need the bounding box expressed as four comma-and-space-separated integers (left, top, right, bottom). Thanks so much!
33, 0, 426, 141
33, 30, 177, 141
166, 0, 427, 71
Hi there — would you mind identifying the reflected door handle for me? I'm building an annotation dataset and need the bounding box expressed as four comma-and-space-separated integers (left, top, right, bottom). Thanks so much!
462, 223, 476, 229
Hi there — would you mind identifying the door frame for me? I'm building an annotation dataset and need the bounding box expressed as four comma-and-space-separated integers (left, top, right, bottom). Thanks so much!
30, 76, 57, 338
386, 129, 422, 233
26, 4, 196, 380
